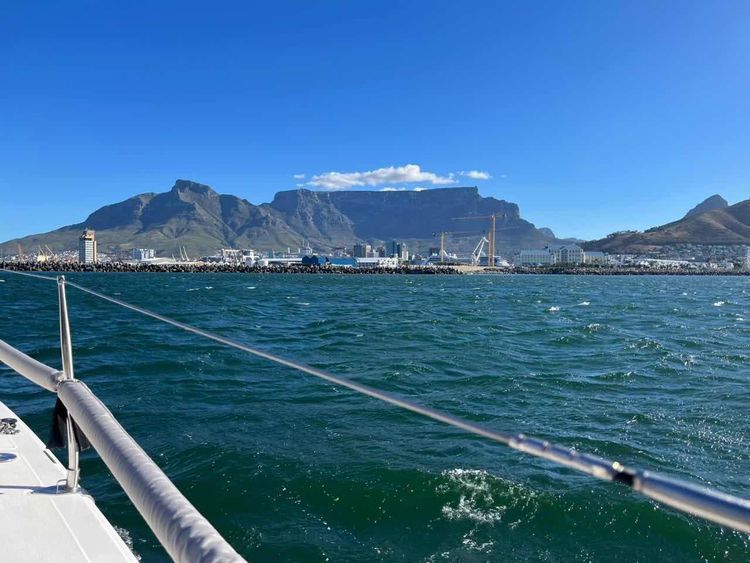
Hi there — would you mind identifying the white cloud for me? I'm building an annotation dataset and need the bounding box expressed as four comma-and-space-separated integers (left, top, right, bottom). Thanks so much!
460, 170, 492, 180
413, 187, 427, 191
380, 187, 406, 192
293, 173, 306, 180
309, 164, 456, 190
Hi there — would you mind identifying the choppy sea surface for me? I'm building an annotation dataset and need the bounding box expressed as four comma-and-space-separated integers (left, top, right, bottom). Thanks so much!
1, 273, 749, 561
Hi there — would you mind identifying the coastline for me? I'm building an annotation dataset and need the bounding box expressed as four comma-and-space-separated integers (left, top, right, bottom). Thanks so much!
2, 261, 749, 276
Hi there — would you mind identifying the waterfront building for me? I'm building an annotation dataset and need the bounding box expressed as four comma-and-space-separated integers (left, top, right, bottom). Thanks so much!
518, 249, 556, 265
328, 257, 357, 268
302, 255, 327, 267
352, 243, 372, 258
78, 229, 97, 264
548, 244, 585, 264
132, 248, 155, 261
220, 249, 244, 264
583, 251, 606, 264
355, 256, 399, 268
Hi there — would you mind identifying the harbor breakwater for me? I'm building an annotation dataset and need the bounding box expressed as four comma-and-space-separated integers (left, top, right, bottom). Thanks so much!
0, 261, 460, 275
2, 261, 749, 276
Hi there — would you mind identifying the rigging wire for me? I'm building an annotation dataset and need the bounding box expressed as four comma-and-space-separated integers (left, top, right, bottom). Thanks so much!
1, 267, 749, 534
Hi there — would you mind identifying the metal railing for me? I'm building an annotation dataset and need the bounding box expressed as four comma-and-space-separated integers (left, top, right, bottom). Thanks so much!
0, 276, 244, 562
0, 269, 749, 549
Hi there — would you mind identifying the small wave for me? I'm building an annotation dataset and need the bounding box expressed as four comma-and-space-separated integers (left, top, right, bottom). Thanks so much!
713, 301, 725, 307
296, 302, 310, 306
585, 323, 602, 332
578, 301, 590, 306
204, 286, 213, 290
187, 288, 199, 292
547, 306, 560, 312
246, 286, 256, 290
461, 534, 494, 553
0, 279, 5, 282
439, 469, 505, 524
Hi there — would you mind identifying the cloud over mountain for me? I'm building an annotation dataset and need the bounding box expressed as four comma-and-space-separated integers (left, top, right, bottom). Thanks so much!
461, 170, 492, 180
309, 164, 456, 190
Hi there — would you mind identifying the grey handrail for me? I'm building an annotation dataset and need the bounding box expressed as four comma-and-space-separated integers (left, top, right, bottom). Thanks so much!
0, 338, 64, 392
0, 344, 243, 562
58, 379, 243, 562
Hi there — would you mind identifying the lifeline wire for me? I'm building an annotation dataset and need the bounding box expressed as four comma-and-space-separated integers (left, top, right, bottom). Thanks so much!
2, 267, 750, 534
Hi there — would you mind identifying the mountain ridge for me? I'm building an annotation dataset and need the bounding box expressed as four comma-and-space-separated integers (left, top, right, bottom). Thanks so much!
1, 180, 557, 257
683, 194, 728, 219
585, 196, 750, 253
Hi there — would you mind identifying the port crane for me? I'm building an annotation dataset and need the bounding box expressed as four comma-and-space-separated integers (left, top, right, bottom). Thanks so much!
451, 213, 513, 267
432, 230, 490, 265
471, 236, 490, 266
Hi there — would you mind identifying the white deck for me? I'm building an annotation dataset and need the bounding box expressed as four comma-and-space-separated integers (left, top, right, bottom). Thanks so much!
0, 400, 137, 562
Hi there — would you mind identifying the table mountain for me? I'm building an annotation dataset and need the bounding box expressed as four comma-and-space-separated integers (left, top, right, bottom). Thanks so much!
1, 179, 556, 257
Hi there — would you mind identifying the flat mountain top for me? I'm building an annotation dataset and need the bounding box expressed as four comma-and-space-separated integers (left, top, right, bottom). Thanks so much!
2, 180, 556, 256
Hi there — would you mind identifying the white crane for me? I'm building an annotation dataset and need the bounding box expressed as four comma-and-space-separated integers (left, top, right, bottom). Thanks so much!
471, 236, 490, 266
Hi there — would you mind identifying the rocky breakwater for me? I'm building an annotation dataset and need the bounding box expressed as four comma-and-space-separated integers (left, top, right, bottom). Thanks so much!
1, 261, 460, 275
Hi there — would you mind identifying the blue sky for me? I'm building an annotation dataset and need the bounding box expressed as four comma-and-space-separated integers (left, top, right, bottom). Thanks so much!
2, 1, 749, 242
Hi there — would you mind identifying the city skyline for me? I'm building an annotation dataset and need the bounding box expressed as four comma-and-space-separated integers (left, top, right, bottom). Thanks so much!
2, 1, 749, 242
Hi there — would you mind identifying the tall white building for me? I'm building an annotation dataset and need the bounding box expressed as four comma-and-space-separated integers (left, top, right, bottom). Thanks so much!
78, 229, 97, 264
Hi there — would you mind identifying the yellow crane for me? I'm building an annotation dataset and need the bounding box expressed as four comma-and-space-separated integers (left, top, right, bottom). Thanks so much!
432, 231, 449, 263
451, 214, 501, 267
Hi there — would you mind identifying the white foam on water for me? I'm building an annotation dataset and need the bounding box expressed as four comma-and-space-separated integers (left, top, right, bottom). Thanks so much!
204, 286, 213, 290
439, 469, 505, 524
578, 301, 590, 306
187, 288, 199, 292
461, 534, 494, 553
548, 306, 560, 312
246, 286, 256, 289
114, 526, 140, 561
713, 301, 725, 307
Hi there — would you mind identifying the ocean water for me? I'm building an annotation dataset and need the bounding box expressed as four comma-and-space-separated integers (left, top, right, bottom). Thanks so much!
0, 273, 749, 562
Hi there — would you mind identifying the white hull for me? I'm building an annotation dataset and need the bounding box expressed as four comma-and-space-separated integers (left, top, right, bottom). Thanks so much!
0, 400, 136, 562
